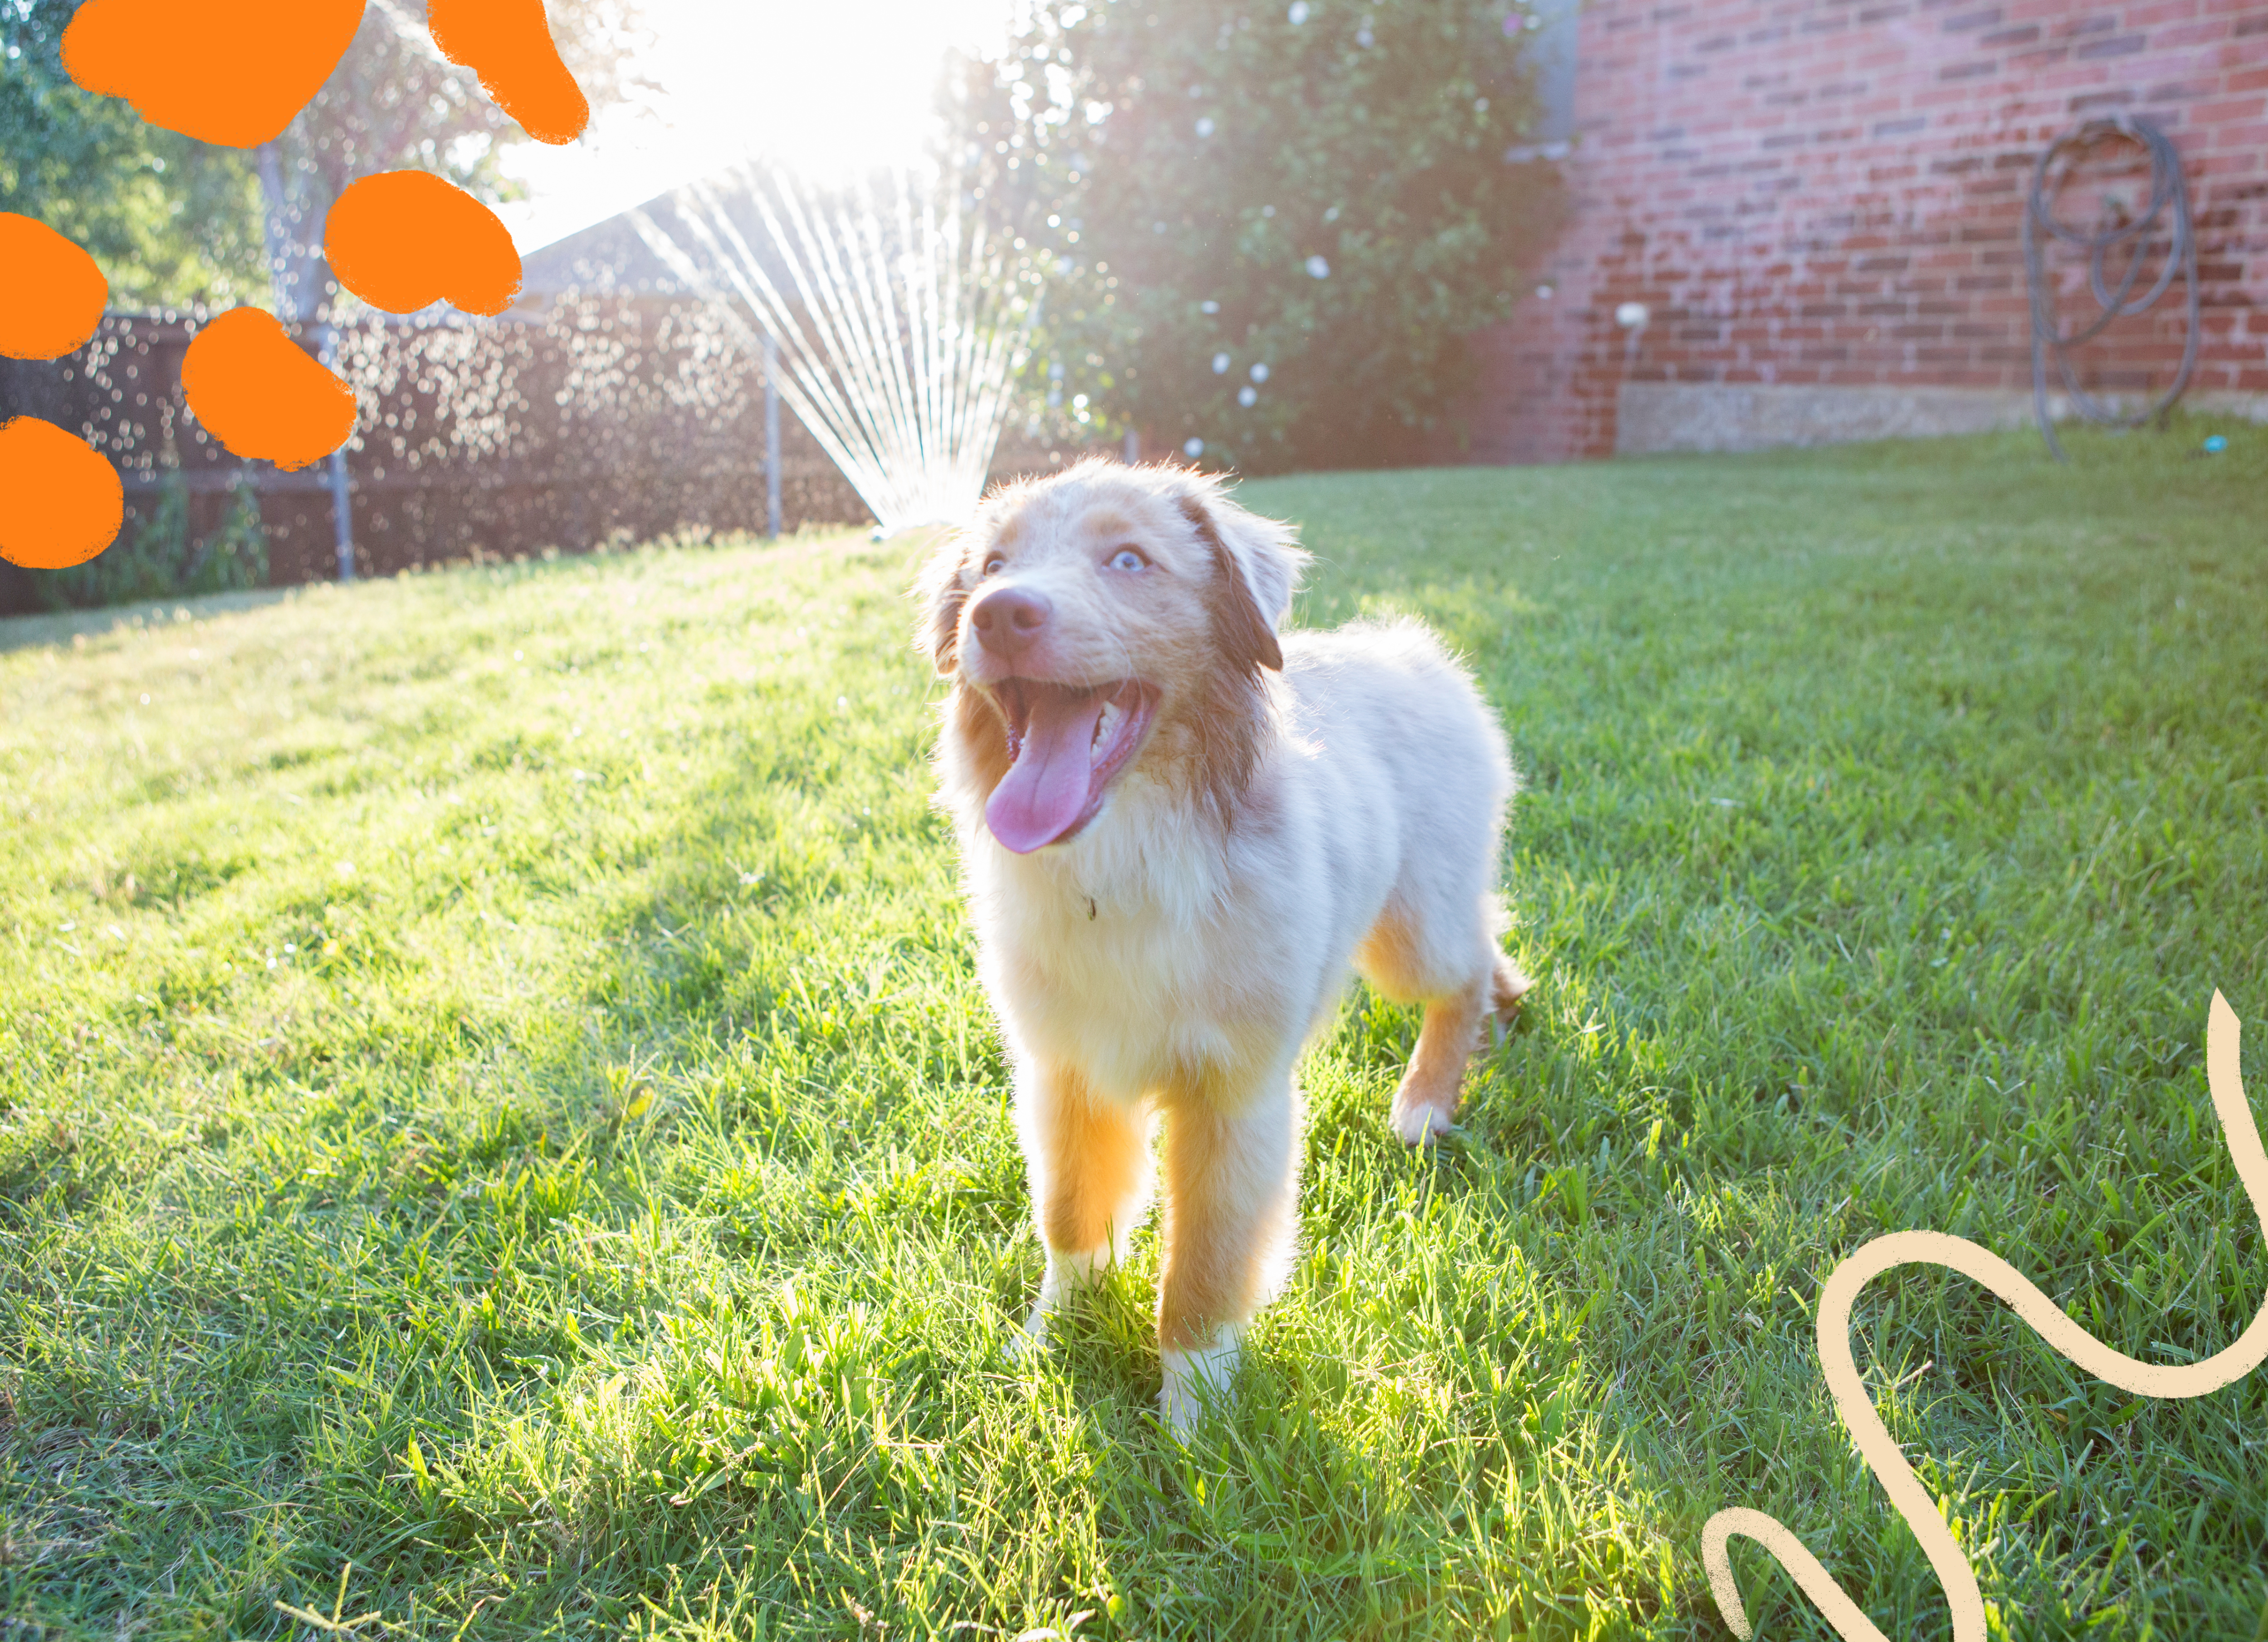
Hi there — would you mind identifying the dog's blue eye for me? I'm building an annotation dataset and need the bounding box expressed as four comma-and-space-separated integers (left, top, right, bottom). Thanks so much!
1109, 547, 1148, 572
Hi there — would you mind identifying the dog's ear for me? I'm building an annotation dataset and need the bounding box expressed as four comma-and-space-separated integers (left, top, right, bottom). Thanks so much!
1176, 476, 1309, 674
912, 533, 971, 676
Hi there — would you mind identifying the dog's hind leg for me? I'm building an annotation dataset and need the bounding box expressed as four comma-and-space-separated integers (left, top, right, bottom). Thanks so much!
1487, 950, 1533, 1048
1015, 1063, 1152, 1351
1359, 897, 1525, 1145
1388, 969, 1495, 1145
1154, 1072, 1300, 1433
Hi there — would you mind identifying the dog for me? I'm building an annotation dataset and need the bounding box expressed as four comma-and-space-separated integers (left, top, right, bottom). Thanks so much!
915, 459, 1528, 1429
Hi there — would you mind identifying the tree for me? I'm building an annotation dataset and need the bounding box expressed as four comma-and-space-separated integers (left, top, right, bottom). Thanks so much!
0, 0, 266, 308
945, 0, 1564, 473
258, 0, 651, 323
0, 0, 647, 319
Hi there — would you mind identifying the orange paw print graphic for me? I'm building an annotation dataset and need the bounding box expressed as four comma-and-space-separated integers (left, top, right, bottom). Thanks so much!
0, 214, 120, 570
0, 0, 585, 569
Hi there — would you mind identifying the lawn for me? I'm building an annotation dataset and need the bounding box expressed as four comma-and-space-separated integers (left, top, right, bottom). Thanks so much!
2, 421, 2265, 1642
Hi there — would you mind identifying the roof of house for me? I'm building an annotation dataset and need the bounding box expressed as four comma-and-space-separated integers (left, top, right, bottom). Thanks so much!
518, 191, 697, 300
516, 180, 807, 309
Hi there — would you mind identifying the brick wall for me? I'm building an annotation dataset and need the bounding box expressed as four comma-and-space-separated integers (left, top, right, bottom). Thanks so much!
1458, 0, 2268, 462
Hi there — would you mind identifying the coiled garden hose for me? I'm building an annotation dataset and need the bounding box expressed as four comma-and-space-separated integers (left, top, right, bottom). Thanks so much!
2023, 114, 2198, 463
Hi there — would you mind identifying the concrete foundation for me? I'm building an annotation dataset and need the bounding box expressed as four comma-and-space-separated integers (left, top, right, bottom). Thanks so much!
1614, 382, 2268, 457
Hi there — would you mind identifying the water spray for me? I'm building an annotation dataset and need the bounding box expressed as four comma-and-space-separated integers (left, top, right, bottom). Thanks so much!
631, 163, 1040, 537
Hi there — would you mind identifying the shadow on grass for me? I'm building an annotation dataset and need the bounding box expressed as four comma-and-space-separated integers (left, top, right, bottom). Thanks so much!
0, 585, 302, 654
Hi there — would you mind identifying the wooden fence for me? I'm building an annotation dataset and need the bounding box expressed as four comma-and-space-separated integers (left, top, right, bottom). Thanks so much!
0, 296, 868, 614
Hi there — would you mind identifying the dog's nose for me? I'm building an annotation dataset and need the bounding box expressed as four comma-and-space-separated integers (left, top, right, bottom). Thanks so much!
971, 586, 1052, 656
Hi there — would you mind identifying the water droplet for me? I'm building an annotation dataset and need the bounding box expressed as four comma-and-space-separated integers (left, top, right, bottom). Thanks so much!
1305, 255, 1331, 279
1212, 352, 1232, 374
1183, 437, 1205, 458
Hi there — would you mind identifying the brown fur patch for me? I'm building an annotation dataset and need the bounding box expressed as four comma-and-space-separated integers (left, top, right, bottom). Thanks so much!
1355, 902, 1428, 1004
1154, 1099, 1295, 1350
1491, 952, 1532, 1015
950, 682, 1013, 796
1391, 974, 1491, 1132
1156, 661, 1271, 836
1029, 1067, 1150, 1257
914, 537, 973, 675
1180, 497, 1285, 674
926, 464, 1281, 839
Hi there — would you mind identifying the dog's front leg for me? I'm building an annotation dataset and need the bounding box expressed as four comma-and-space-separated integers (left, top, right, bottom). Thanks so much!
1015, 1062, 1152, 1350
1154, 1073, 1300, 1433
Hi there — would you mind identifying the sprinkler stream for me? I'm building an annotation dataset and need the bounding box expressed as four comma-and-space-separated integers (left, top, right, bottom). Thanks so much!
632, 163, 1040, 536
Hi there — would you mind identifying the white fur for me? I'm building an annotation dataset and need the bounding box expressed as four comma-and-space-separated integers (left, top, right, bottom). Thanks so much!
1160, 1326, 1246, 1435
969, 629, 1510, 1084
924, 462, 1523, 1422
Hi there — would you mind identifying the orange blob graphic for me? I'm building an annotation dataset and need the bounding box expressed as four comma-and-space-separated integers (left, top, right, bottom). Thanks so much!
0, 418, 126, 570
325, 171, 524, 317
60, 0, 365, 149
181, 308, 358, 472
0, 215, 110, 361
425, 0, 589, 145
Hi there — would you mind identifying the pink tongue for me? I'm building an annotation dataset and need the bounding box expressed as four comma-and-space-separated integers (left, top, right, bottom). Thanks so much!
986, 689, 1101, 854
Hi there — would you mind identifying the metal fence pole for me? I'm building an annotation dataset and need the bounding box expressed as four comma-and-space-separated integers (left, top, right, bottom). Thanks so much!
316, 322, 354, 580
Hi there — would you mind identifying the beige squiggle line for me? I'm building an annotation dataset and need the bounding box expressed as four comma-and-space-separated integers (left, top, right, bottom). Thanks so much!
1704, 990, 2268, 1642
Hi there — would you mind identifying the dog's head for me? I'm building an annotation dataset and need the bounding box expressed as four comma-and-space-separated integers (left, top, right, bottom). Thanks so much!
915, 458, 1308, 854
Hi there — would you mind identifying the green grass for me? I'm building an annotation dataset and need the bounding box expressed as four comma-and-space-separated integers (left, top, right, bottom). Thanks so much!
2, 419, 2266, 1642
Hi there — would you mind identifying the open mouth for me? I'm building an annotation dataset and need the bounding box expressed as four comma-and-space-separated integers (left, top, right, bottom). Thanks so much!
984, 677, 1159, 854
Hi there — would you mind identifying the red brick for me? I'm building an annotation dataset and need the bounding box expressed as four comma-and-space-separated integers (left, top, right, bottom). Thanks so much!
1453, 0, 2268, 461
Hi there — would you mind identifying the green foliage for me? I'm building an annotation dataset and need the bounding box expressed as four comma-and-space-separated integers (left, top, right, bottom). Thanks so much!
0, 0, 647, 318
35, 475, 269, 610
0, 0, 267, 308
0, 420, 2266, 1637
261, 0, 653, 321
947, 0, 1566, 472
191, 477, 271, 594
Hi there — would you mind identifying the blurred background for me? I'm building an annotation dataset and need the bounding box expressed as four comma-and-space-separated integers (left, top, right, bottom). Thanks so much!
1, 0, 2260, 611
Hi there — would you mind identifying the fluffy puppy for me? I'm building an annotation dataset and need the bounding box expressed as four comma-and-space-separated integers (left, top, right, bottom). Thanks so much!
916, 458, 1527, 1428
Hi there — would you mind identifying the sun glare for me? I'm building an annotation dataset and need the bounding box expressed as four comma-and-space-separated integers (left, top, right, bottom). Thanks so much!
499, 0, 1017, 254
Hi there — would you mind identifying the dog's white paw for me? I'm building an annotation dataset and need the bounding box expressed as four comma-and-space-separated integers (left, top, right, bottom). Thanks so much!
1011, 1244, 1117, 1363
1006, 1306, 1049, 1363
1158, 1332, 1242, 1436
1389, 1098, 1457, 1147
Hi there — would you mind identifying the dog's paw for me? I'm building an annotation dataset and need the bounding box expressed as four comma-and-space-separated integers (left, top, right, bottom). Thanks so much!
1156, 1379, 1206, 1438
1005, 1305, 1051, 1364
1389, 1098, 1458, 1147
1491, 955, 1532, 1015
1157, 1335, 1241, 1435
1010, 1245, 1117, 1363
